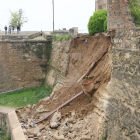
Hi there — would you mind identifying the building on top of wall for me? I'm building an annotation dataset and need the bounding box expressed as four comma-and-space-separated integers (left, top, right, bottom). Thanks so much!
95, 0, 107, 11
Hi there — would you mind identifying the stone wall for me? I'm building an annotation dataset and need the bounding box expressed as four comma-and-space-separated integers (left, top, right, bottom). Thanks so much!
98, 0, 140, 139
0, 40, 51, 93
0, 113, 10, 139
107, 0, 134, 31
95, 0, 107, 11
99, 28, 140, 140
52, 27, 78, 37
46, 39, 71, 87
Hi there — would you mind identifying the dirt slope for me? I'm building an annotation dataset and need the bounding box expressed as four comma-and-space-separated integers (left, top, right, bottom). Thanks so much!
17, 33, 112, 140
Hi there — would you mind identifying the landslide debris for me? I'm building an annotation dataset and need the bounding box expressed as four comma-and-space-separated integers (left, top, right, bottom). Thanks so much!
17, 33, 112, 140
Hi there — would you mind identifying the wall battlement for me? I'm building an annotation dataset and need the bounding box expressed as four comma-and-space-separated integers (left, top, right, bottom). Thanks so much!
107, 0, 134, 31
95, 0, 107, 11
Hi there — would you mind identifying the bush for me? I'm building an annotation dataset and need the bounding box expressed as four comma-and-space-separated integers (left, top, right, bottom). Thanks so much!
88, 9, 107, 34
128, 0, 140, 26
53, 34, 72, 42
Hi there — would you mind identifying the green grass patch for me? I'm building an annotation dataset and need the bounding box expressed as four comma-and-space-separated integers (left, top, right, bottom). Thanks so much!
53, 34, 72, 42
0, 85, 52, 108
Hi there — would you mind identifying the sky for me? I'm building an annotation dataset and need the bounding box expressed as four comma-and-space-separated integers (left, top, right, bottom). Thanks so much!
0, 0, 95, 33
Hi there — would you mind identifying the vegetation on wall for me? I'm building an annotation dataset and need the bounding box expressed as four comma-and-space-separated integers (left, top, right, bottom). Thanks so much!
88, 9, 107, 34
53, 34, 72, 42
22, 41, 52, 61
0, 122, 11, 140
128, 0, 140, 26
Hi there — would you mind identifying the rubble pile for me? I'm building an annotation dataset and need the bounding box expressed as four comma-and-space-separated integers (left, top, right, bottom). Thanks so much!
17, 34, 112, 140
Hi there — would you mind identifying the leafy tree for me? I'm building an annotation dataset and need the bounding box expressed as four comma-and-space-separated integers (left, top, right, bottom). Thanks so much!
128, 0, 140, 26
9, 9, 28, 29
88, 9, 107, 35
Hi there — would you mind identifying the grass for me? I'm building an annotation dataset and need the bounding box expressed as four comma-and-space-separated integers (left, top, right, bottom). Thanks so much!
53, 34, 72, 42
0, 85, 52, 108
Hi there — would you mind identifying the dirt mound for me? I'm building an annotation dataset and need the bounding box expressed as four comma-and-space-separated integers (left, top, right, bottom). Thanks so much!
17, 33, 112, 140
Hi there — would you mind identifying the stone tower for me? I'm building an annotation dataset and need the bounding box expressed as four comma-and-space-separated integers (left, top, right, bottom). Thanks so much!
95, 0, 107, 11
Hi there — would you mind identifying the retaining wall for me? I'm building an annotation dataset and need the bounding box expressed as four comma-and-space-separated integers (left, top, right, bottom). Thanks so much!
0, 107, 26, 140
0, 38, 51, 93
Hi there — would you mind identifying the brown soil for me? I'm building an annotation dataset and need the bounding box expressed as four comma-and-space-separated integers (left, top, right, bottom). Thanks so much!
29, 33, 112, 125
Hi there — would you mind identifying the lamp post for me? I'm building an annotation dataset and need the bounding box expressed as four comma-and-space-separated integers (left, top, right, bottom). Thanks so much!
52, 0, 54, 32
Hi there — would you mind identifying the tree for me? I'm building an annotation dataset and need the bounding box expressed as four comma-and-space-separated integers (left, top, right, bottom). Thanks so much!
88, 10, 107, 35
10, 9, 28, 30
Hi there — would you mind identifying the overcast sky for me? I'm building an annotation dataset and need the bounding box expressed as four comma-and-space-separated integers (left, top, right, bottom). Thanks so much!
0, 0, 95, 33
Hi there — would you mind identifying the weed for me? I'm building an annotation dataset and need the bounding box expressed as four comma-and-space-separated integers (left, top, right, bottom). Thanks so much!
23, 56, 26, 59
101, 136, 107, 140
89, 99, 92, 103
30, 36, 34, 39
0, 121, 11, 140
53, 34, 72, 42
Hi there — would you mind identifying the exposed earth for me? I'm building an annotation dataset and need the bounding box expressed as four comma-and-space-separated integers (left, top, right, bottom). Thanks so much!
16, 33, 112, 140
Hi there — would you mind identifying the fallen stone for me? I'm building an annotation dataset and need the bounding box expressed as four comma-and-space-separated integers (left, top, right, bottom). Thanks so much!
25, 108, 30, 114
27, 127, 39, 136
80, 135, 91, 140
42, 136, 47, 140
28, 135, 34, 138
42, 97, 50, 101
22, 128, 27, 134
53, 133, 65, 140
37, 132, 42, 137
20, 113, 29, 120
67, 118, 74, 124
38, 124, 45, 130
53, 83, 63, 93
38, 105, 44, 110
50, 112, 61, 128
27, 104, 31, 108
51, 122, 59, 128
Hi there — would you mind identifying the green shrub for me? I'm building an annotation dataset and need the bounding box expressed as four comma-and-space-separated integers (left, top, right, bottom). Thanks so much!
88, 9, 107, 34
128, 0, 140, 26
101, 136, 107, 140
104, 17, 107, 32
23, 56, 26, 59
53, 34, 72, 42
30, 36, 34, 39
64, 34, 72, 40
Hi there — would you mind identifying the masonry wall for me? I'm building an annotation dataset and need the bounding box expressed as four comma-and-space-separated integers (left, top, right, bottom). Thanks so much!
100, 28, 140, 140
99, 0, 140, 139
46, 39, 71, 88
95, 0, 107, 11
107, 0, 134, 30
0, 40, 51, 93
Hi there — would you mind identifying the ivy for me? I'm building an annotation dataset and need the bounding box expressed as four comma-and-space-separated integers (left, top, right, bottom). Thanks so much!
128, 0, 140, 26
